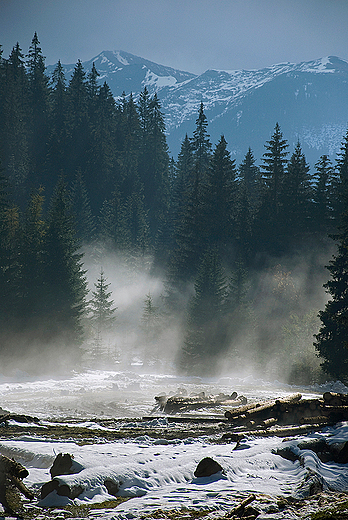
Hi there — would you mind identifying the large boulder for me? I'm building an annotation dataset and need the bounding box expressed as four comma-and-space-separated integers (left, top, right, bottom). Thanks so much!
41, 479, 84, 500
50, 453, 84, 478
194, 457, 223, 478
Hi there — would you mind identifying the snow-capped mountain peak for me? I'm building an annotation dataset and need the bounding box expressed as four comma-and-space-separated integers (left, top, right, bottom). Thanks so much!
47, 52, 348, 165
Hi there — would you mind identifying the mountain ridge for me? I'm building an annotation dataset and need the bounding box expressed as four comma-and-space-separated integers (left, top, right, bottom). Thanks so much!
47, 52, 348, 165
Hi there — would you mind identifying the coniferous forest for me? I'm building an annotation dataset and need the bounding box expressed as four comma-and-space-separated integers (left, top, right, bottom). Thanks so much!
1, 34, 348, 382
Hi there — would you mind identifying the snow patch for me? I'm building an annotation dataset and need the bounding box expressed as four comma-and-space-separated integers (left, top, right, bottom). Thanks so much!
113, 51, 129, 66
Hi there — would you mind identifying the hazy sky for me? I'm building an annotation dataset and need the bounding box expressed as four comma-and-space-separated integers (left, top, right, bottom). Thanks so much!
1, 0, 348, 74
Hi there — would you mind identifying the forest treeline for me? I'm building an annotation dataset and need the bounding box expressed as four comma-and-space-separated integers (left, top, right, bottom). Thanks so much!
1, 34, 348, 380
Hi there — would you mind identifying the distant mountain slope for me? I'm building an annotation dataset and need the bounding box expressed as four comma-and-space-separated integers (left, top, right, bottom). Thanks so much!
47, 50, 196, 97
47, 52, 348, 166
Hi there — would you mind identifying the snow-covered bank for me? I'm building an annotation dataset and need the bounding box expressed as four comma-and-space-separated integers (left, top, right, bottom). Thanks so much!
1, 425, 348, 518
0, 369, 348, 518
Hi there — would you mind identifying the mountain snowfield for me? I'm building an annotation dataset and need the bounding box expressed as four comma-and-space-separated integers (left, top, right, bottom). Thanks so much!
47, 52, 348, 164
1, 370, 348, 518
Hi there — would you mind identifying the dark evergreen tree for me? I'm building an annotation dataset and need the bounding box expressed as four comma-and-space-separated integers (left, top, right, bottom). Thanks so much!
26, 32, 50, 189
98, 195, 119, 248
87, 62, 100, 99
140, 293, 160, 346
281, 141, 312, 245
120, 190, 149, 255
87, 81, 116, 213
138, 89, 170, 241
172, 134, 194, 219
1, 43, 29, 199
179, 249, 228, 375
261, 123, 288, 215
166, 110, 212, 288
46, 59, 67, 197
314, 203, 348, 381
44, 176, 88, 346
313, 155, 335, 237
89, 268, 116, 335
65, 60, 89, 181
117, 92, 141, 201
332, 130, 348, 223
202, 135, 237, 260
257, 123, 289, 255
0, 163, 21, 332
19, 187, 47, 323
70, 169, 96, 243
238, 147, 262, 211
191, 102, 212, 194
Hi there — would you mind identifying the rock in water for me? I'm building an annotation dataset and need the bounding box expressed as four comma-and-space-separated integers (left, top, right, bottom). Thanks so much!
50, 453, 83, 478
194, 457, 223, 477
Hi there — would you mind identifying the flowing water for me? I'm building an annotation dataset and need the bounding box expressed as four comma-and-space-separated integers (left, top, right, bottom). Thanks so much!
0, 368, 347, 519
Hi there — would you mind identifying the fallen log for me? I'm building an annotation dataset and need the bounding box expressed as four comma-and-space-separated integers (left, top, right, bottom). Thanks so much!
323, 391, 348, 407
221, 423, 328, 442
225, 493, 257, 518
224, 399, 275, 420
155, 393, 246, 414
0, 455, 34, 514
225, 394, 304, 427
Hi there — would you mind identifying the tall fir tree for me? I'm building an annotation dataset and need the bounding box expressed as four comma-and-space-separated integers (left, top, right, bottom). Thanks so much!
19, 187, 47, 324
313, 155, 335, 237
202, 135, 237, 262
238, 147, 262, 212
0, 162, 21, 332
191, 102, 212, 195
179, 249, 228, 375
70, 169, 96, 243
332, 130, 348, 224
89, 268, 116, 351
65, 60, 90, 182
87, 81, 116, 213
26, 32, 50, 190
138, 89, 170, 242
44, 176, 88, 347
1, 43, 29, 199
281, 141, 312, 246
257, 123, 289, 255
314, 202, 348, 381
46, 59, 67, 197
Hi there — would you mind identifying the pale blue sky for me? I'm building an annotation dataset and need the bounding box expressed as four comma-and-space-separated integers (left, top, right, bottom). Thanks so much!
0, 0, 347, 73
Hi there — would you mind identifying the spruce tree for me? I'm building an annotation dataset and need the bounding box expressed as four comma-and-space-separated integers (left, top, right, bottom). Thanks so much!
140, 293, 160, 346
261, 122, 288, 216
70, 169, 96, 243
191, 102, 212, 194
179, 249, 228, 375
65, 60, 89, 181
46, 59, 67, 197
173, 134, 194, 218
1, 43, 29, 198
0, 164, 21, 331
26, 32, 50, 189
202, 135, 237, 260
281, 141, 312, 246
87, 81, 117, 213
257, 123, 289, 255
20, 187, 47, 324
238, 147, 262, 212
44, 176, 88, 347
313, 155, 335, 237
138, 89, 170, 241
89, 269, 116, 352
314, 203, 348, 381
332, 130, 348, 224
